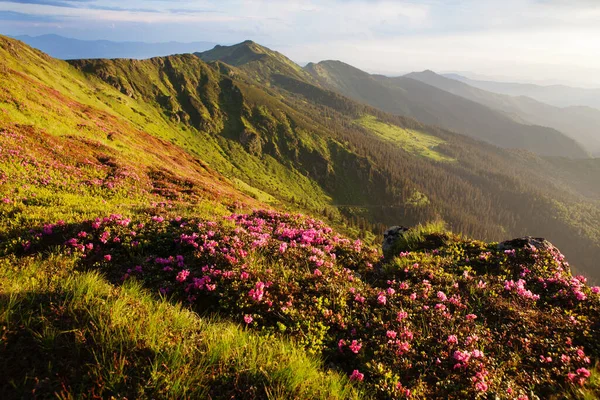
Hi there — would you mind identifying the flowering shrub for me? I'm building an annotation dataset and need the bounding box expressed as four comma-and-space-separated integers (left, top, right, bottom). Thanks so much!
16, 210, 600, 399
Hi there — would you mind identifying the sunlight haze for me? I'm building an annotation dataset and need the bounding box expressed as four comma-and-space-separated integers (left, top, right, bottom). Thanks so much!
1, 0, 600, 86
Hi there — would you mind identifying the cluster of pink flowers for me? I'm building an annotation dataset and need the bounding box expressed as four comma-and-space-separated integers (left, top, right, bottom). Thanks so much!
349, 369, 364, 382
349, 340, 362, 354
504, 279, 540, 301
567, 368, 591, 386
20, 207, 600, 399
249, 281, 266, 302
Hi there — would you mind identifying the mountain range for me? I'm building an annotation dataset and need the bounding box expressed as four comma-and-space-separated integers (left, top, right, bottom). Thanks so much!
12, 34, 218, 60
305, 60, 589, 158
447, 73, 600, 110
411, 70, 600, 156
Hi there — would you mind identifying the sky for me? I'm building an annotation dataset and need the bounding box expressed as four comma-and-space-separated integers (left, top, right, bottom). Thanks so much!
1, 0, 600, 86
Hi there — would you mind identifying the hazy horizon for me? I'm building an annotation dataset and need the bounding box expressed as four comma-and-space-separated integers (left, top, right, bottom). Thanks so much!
2, 0, 600, 87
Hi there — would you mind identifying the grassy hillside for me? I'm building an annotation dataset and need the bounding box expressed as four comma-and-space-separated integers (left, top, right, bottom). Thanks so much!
196, 41, 313, 85
2, 209, 599, 399
407, 70, 600, 156
356, 115, 455, 162
195, 42, 600, 281
305, 60, 589, 159
66, 39, 600, 283
1, 254, 359, 399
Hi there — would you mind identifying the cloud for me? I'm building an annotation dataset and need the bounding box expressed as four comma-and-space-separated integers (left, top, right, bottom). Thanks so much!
0, 0, 92, 7
1, 0, 599, 85
0, 9, 61, 20
0, 0, 163, 13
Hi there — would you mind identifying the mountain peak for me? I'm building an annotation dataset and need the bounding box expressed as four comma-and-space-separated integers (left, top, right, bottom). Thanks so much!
195, 40, 312, 84
405, 69, 439, 79
307, 60, 371, 79
196, 40, 274, 67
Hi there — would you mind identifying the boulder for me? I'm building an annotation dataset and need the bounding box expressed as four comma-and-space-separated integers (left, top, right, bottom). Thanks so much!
382, 226, 409, 255
497, 236, 554, 252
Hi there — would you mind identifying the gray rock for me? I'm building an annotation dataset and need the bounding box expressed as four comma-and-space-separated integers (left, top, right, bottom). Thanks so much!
382, 226, 409, 255
497, 236, 554, 252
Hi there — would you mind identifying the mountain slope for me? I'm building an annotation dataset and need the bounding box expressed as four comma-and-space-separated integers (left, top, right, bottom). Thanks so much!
447, 74, 600, 110
13, 34, 217, 60
3, 34, 600, 282
197, 41, 314, 85
0, 36, 262, 225
408, 70, 600, 156
68, 39, 600, 283
305, 60, 588, 158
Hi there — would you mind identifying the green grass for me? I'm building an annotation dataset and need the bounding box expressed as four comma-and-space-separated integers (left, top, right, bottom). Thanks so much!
232, 177, 278, 204
0, 36, 337, 221
356, 115, 455, 162
384, 220, 448, 257
0, 254, 361, 399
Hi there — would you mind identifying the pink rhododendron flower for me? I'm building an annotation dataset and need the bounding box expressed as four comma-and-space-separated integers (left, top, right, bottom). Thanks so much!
447, 335, 458, 344
349, 369, 364, 381
591, 286, 600, 294
475, 381, 488, 392
176, 269, 190, 282
577, 368, 591, 378
313, 268, 322, 276
243, 315, 253, 324
453, 350, 471, 363
395, 341, 410, 355
472, 350, 484, 359
386, 330, 397, 339
104, 254, 112, 262
349, 340, 362, 353
574, 290, 587, 301
397, 311, 408, 321
377, 293, 387, 305
354, 294, 366, 303
249, 282, 265, 302
466, 314, 477, 321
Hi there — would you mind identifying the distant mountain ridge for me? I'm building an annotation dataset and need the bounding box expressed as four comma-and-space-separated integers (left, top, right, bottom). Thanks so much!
407, 70, 600, 156
305, 60, 589, 159
446, 73, 600, 110
12, 34, 218, 60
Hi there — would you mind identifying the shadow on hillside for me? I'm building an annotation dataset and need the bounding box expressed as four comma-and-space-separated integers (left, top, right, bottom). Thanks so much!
0, 291, 157, 400
0, 290, 277, 400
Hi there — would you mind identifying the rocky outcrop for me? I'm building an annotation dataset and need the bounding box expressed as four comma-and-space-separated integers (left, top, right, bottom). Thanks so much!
497, 236, 555, 252
240, 129, 262, 155
382, 226, 409, 255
